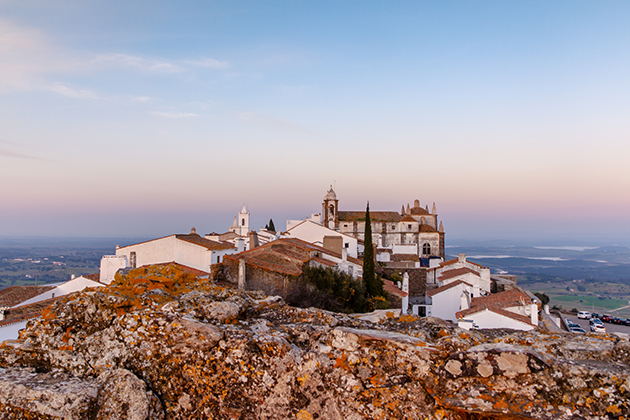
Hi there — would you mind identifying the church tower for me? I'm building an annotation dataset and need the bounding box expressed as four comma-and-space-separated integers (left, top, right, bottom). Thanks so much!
229, 205, 250, 237
322, 186, 339, 230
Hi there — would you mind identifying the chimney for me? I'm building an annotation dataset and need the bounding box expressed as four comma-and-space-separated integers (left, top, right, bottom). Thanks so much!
530, 303, 539, 325
71, 274, 76, 280
190, 227, 197, 234
460, 291, 470, 310
458, 254, 466, 264
402, 272, 409, 315
238, 259, 246, 290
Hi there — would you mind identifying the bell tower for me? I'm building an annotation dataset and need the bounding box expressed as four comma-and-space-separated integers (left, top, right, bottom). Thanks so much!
322, 185, 339, 230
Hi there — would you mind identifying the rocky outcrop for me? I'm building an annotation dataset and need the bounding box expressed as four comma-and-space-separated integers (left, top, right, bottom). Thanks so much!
0, 264, 629, 419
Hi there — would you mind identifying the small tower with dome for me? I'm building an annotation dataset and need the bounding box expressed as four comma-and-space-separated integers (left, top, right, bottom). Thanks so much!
322, 185, 339, 229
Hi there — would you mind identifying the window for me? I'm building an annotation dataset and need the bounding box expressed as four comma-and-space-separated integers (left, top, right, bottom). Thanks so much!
344, 224, 348, 228
422, 243, 431, 255
408, 224, 412, 230
241, 218, 245, 226
130, 252, 137, 268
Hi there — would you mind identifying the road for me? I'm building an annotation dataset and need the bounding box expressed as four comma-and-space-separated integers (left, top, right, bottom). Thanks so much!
563, 315, 630, 335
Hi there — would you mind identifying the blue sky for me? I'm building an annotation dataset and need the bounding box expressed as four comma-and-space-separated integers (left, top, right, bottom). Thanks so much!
1, 1, 630, 244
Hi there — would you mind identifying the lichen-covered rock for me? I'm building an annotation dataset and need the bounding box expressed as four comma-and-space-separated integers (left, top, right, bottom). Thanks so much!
0, 263, 629, 419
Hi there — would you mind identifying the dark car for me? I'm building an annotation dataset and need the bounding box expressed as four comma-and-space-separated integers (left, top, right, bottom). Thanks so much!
601, 314, 612, 323
625, 318, 630, 327
592, 313, 601, 319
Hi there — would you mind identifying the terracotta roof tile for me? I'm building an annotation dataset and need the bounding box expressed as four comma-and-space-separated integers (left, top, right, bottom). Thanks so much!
338, 211, 402, 223
0, 285, 56, 308
438, 267, 479, 281
419, 224, 437, 233
175, 233, 236, 251
426, 279, 472, 297
383, 279, 408, 298
439, 257, 487, 269
469, 288, 532, 309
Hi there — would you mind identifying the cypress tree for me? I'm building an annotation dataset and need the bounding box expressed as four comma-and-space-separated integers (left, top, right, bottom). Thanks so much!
362, 202, 376, 296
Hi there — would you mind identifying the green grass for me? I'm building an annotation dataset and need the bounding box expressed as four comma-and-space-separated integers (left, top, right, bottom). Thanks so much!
552, 295, 628, 310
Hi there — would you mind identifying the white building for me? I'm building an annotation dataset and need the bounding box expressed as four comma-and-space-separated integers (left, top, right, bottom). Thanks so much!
456, 288, 539, 331
428, 254, 491, 293
283, 219, 360, 258
103, 228, 236, 284
423, 280, 474, 322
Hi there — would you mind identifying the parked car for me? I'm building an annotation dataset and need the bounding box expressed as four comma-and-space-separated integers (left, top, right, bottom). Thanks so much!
601, 314, 612, 323
592, 313, 601, 319
590, 323, 606, 333
566, 320, 578, 328
570, 327, 586, 334
625, 318, 630, 327
577, 311, 591, 319
590, 318, 604, 326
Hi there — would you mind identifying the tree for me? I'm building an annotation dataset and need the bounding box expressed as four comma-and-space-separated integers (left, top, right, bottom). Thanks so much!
362, 202, 384, 298
534, 292, 550, 306
268, 219, 276, 232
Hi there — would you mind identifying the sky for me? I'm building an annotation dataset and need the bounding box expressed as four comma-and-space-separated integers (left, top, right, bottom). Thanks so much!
1, 1, 630, 245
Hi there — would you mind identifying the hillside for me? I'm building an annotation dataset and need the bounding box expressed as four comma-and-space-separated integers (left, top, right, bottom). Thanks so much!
0, 264, 628, 419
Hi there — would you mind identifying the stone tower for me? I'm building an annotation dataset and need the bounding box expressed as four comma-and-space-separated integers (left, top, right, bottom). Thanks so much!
230, 205, 250, 237
322, 186, 339, 230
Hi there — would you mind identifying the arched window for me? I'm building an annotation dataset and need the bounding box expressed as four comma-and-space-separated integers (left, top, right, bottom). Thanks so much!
241, 218, 245, 226
422, 243, 431, 255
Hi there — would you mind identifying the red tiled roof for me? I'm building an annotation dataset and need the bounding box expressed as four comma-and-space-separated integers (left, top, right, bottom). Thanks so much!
383, 279, 408, 298
468, 288, 532, 309
410, 207, 430, 216
311, 257, 337, 267
439, 267, 480, 281
338, 211, 402, 222
119, 233, 235, 251
83, 273, 101, 282
175, 233, 236, 251
0, 296, 62, 327
439, 257, 487, 269
419, 224, 437, 233
400, 215, 417, 222
223, 237, 362, 278
426, 279, 472, 297
0, 285, 56, 308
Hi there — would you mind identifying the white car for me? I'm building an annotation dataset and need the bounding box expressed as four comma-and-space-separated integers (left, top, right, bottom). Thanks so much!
577, 311, 591, 319
590, 323, 606, 333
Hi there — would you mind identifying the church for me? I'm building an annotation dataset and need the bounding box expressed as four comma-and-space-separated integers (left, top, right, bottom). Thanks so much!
321, 186, 445, 260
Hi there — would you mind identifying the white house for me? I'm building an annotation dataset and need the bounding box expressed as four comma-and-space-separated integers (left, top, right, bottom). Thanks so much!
428, 254, 491, 292
424, 280, 474, 322
283, 219, 360, 258
104, 228, 236, 284
456, 288, 539, 331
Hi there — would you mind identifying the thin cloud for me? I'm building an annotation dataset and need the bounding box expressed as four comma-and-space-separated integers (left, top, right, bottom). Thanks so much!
238, 111, 311, 133
90, 53, 184, 73
0, 148, 41, 160
149, 111, 199, 119
48, 83, 100, 99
